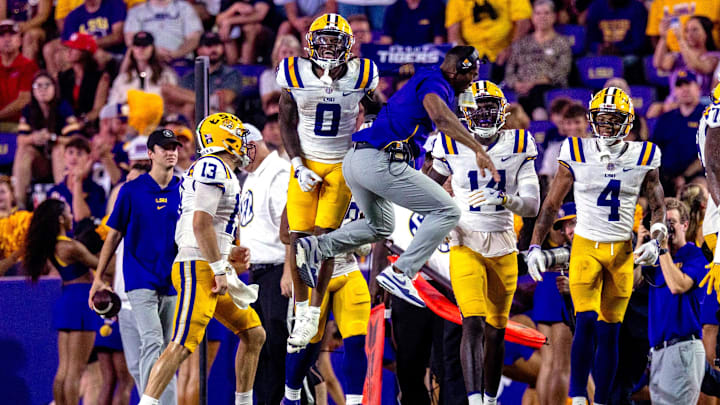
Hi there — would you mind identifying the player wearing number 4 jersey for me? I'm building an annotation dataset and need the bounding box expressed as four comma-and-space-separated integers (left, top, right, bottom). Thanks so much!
527, 87, 667, 405
428, 81, 540, 405
276, 13, 380, 353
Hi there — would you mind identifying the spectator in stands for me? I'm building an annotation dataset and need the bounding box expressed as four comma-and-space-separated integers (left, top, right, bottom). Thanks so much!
108, 32, 178, 105
97, 103, 130, 171
505, 102, 530, 130
654, 15, 719, 96
679, 183, 707, 246
646, 0, 720, 53
0, 20, 37, 131
650, 70, 704, 196
262, 112, 287, 159
336, 0, 391, 31
215, 0, 279, 64
48, 136, 107, 222
642, 198, 707, 404
163, 32, 243, 120
504, 0, 572, 120
585, 0, 648, 57
380, 0, 445, 46
259, 34, 301, 110
276, 0, 336, 39
539, 103, 588, 178
24, 198, 101, 405
13, 71, 82, 209
0, 176, 28, 276
0, 0, 51, 61
89, 122, 125, 196
348, 14, 373, 57
124, 0, 203, 63
59, 33, 110, 122
445, 0, 531, 64
61, 0, 127, 60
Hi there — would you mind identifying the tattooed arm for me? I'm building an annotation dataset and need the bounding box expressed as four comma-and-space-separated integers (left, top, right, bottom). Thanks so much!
530, 164, 573, 246
279, 90, 302, 160
642, 168, 667, 241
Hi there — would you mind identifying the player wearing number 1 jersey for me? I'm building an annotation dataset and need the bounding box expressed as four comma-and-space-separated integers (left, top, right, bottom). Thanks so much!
276, 13, 380, 351
428, 81, 540, 405
526, 87, 667, 405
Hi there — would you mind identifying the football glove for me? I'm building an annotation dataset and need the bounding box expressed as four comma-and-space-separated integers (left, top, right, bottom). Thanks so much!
526, 244, 545, 282
634, 239, 660, 266
468, 187, 506, 208
293, 159, 323, 192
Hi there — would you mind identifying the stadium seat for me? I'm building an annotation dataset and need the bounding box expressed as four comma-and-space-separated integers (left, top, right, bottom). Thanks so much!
0, 133, 17, 166
544, 87, 593, 109
528, 120, 554, 144
576, 56, 624, 89
629, 85, 657, 117
644, 56, 670, 88
556, 24, 586, 56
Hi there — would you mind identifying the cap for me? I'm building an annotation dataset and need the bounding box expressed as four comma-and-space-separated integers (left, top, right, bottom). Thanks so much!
675, 69, 698, 86
0, 20, 19, 35
553, 202, 577, 230
147, 128, 181, 150
125, 136, 150, 161
132, 31, 154, 47
199, 31, 222, 47
244, 123, 263, 143
174, 126, 194, 145
63, 32, 98, 54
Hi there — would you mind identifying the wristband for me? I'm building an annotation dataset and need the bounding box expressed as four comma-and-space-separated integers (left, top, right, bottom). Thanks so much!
209, 260, 229, 276
529, 244, 541, 251
291, 157, 304, 170
650, 222, 668, 241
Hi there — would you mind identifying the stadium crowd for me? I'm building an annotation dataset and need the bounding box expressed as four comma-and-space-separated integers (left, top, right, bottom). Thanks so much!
3, 0, 720, 404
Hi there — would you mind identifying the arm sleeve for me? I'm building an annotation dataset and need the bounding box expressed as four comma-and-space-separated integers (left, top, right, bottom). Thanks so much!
683, 252, 710, 286
505, 159, 540, 217
417, 75, 452, 106
106, 184, 130, 233
368, 61, 380, 92
193, 182, 223, 216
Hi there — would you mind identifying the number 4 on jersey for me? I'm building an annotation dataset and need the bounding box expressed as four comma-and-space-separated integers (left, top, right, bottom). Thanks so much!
597, 179, 621, 221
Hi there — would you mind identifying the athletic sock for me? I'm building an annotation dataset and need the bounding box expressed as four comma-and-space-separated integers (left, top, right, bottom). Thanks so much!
468, 392, 483, 405
345, 394, 363, 405
285, 342, 321, 389
569, 311, 598, 398
592, 321, 621, 405
484, 392, 497, 405
138, 395, 159, 405
342, 335, 368, 395
235, 390, 252, 405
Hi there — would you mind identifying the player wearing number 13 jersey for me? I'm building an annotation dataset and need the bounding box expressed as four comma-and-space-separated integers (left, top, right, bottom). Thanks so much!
526, 87, 667, 405
428, 80, 540, 405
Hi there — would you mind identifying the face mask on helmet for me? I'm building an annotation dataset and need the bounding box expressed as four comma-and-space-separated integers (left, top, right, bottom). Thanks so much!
307, 30, 353, 70
224, 127, 255, 168
464, 97, 505, 138
589, 110, 632, 145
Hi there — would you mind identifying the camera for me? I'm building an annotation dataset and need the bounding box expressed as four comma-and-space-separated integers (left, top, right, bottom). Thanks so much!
521, 246, 571, 268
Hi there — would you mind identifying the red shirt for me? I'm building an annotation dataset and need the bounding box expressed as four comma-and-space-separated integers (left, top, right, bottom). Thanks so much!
0, 53, 38, 121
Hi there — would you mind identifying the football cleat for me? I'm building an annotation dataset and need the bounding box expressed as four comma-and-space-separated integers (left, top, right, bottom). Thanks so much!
376, 267, 426, 308
295, 236, 322, 288
287, 306, 320, 352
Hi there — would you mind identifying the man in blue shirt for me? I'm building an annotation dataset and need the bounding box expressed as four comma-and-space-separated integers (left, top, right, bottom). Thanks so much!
62, 0, 126, 56
295, 45, 498, 308
585, 0, 648, 56
89, 128, 181, 405
645, 197, 707, 404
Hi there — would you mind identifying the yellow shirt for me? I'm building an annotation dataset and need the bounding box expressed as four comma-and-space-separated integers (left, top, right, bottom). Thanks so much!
445, 0, 532, 62
55, 0, 146, 21
646, 0, 720, 52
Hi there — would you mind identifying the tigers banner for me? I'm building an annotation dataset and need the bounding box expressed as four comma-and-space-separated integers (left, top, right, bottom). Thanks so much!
362, 304, 385, 405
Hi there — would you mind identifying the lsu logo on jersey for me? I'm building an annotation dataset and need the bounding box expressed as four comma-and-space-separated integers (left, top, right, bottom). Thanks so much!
409, 213, 450, 253
240, 190, 254, 227
343, 201, 361, 224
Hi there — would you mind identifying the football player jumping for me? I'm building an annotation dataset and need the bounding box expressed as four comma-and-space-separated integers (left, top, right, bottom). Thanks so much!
276, 13, 380, 352
138, 113, 266, 405
428, 81, 540, 405
526, 87, 666, 405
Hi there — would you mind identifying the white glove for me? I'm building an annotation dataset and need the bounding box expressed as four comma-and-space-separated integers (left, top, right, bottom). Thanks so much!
468, 187, 506, 208
526, 245, 546, 282
352, 243, 372, 257
225, 268, 259, 309
634, 239, 660, 266
293, 158, 322, 192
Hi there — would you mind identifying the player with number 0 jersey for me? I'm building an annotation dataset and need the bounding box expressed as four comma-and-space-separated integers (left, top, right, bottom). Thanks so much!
526, 87, 666, 405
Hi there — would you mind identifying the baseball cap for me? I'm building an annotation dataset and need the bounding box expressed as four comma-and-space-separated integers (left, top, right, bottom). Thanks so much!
0, 20, 19, 35
132, 31, 154, 47
675, 69, 698, 86
125, 136, 150, 162
553, 202, 577, 230
244, 123, 263, 142
147, 128, 182, 150
63, 32, 98, 54
174, 126, 195, 146
199, 32, 222, 47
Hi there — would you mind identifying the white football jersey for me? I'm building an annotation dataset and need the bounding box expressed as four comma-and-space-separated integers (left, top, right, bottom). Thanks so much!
431, 129, 538, 233
698, 104, 720, 236
239, 151, 291, 264
276, 56, 379, 164
558, 137, 661, 242
175, 155, 241, 262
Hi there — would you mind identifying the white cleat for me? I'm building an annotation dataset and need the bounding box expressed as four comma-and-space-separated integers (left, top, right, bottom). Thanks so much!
376, 267, 426, 308
287, 306, 320, 353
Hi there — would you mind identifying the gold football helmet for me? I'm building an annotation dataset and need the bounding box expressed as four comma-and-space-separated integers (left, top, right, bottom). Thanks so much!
588, 87, 635, 144
196, 112, 255, 166
306, 13, 354, 71
458, 80, 509, 138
